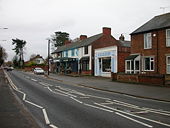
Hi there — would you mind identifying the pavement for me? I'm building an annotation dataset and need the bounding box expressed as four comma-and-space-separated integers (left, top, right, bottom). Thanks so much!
0, 69, 40, 128
48, 73, 170, 102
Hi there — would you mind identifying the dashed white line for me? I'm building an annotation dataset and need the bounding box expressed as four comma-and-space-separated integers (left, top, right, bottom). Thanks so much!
31, 79, 38, 82
115, 112, 153, 128
95, 103, 170, 127
84, 103, 113, 113
49, 124, 58, 128
70, 97, 83, 104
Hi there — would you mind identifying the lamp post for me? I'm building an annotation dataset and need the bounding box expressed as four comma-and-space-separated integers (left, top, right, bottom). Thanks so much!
47, 39, 50, 75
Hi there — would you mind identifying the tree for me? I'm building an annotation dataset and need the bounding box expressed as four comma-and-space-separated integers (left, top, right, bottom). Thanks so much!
12, 55, 19, 68
0, 45, 7, 66
12, 38, 27, 68
51, 31, 70, 47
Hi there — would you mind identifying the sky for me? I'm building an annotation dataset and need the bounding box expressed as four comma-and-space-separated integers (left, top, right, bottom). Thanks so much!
0, 0, 170, 61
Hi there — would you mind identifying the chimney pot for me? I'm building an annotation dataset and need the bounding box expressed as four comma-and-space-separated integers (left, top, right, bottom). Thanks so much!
64, 40, 71, 45
103, 27, 111, 35
119, 34, 125, 41
80, 35, 87, 40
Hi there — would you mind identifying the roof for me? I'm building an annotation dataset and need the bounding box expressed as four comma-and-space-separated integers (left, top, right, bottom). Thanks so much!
118, 40, 131, 47
131, 12, 170, 35
125, 55, 139, 60
52, 33, 131, 54
53, 33, 103, 53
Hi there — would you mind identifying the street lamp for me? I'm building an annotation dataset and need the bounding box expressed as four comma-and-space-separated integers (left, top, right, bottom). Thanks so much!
46, 39, 51, 75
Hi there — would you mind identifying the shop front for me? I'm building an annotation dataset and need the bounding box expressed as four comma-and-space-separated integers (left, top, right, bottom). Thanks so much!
94, 46, 117, 77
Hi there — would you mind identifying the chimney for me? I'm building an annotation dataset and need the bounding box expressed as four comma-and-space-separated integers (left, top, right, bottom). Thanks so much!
119, 34, 125, 41
64, 40, 71, 45
103, 27, 111, 35
80, 35, 87, 40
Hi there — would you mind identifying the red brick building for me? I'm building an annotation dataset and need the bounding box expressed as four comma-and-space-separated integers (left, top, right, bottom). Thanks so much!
125, 12, 170, 75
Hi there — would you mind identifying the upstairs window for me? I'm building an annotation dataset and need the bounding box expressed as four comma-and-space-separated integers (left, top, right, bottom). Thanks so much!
144, 57, 154, 71
166, 29, 170, 47
144, 33, 152, 49
84, 46, 88, 55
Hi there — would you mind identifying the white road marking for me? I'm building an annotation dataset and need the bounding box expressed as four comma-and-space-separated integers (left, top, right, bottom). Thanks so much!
115, 112, 153, 128
84, 103, 113, 113
95, 103, 170, 127
86, 94, 110, 100
113, 100, 170, 116
4, 71, 59, 128
42, 108, 50, 125
31, 79, 38, 82
49, 124, 58, 128
70, 97, 83, 104
39, 82, 53, 87
25, 100, 44, 109
47, 87, 69, 97
55, 88, 77, 97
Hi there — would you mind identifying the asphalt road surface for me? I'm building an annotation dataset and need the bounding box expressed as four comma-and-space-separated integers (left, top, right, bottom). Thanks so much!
5, 70, 170, 128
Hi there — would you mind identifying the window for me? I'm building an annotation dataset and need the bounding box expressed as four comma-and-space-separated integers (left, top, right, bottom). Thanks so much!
144, 57, 154, 71
102, 57, 111, 72
144, 33, 152, 49
166, 29, 170, 47
82, 60, 89, 71
84, 46, 88, 54
71, 49, 75, 56
65, 51, 68, 57
166, 56, 170, 74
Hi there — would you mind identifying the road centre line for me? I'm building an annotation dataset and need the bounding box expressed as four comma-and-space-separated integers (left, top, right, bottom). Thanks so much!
55, 88, 77, 98
95, 103, 170, 127
39, 82, 53, 87
86, 94, 110, 100
42, 108, 50, 125
113, 100, 170, 116
70, 97, 83, 104
115, 112, 153, 128
46, 87, 69, 97
84, 103, 113, 113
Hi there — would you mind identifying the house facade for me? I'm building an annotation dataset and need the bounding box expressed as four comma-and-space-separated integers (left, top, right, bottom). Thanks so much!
125, 12, 170, 75
52, 27, 130, 77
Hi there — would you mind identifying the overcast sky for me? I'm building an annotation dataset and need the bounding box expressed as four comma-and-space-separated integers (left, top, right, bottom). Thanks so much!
0, 0, 170, 61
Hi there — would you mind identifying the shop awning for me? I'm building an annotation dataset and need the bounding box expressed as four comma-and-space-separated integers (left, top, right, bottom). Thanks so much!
125, 55, 139, 60
60, 57, 78, 62
80, 56, 89, 61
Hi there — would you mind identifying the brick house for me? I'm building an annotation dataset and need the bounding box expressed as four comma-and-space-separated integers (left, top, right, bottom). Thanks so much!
52, 27, 130, 77
125, 12, 170, 75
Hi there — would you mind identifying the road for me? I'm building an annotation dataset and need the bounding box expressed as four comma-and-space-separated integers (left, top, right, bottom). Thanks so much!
5, 70, 170, 128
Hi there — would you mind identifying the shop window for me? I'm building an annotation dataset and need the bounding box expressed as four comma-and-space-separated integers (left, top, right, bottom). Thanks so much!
144, 33, 152, 49
84, 46, 88, 55
82, 60, 89, 71
102, 57, 111, 72
166, 29, 170, 47
144, 57, 154, 71
166, 56, 170, 74
71, 49, 75, 56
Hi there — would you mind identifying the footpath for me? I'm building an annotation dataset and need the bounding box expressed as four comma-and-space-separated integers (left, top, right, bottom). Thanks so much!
0, 69, 40, 128
48, 73, 170, 102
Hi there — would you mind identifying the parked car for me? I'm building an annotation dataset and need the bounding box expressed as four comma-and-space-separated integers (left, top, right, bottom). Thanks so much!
6, 66, 14, 71
33, 67, 45, 75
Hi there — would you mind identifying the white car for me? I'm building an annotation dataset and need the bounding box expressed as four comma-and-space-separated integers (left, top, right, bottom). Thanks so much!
33, 68, 45, 75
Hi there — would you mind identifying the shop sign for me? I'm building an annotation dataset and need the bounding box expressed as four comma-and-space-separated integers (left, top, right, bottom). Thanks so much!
95, 50, 116, 57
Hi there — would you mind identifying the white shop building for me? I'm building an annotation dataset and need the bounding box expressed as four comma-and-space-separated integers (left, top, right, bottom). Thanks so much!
94, 46, 117, 77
